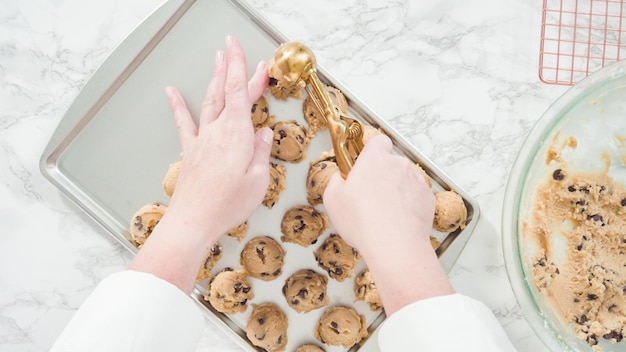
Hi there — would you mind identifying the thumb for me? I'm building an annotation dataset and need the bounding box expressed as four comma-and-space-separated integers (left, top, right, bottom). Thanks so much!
362, 134, 393, 155
323, 171, 345, 209
247, 127, 273, 178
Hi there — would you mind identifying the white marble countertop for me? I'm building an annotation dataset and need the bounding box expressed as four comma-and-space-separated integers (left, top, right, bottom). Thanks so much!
1, 0, 573, 351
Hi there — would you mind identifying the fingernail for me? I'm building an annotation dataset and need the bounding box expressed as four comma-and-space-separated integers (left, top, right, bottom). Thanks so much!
215, 51, 224, 66
256, 61, 266, 73
225, 35, 234, 49
165, 86, 175, 100
261, 127, 273, 145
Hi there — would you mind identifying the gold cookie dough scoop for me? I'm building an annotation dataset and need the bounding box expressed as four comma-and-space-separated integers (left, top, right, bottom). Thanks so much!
273, 41, 364, 179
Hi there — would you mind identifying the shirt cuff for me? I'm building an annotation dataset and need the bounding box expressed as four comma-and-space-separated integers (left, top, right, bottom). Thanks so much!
51, 270, 204, 352
378, 293, 516, 352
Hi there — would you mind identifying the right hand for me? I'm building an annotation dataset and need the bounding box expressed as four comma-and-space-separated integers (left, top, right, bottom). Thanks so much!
324, 135, 453, 315
323, 135, 435, 259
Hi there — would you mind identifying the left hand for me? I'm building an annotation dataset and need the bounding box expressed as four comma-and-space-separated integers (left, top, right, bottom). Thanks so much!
164, 36, 272, 240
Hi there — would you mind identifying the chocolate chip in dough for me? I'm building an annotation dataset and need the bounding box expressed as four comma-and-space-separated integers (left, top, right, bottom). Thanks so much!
553, 169, 565, 181
603, 330, 623, 342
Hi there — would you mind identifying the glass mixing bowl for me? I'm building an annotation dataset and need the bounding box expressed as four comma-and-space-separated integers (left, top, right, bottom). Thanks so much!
503, 59, 626, 352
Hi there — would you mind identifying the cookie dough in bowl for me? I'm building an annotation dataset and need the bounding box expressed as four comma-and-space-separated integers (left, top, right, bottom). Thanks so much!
315, 306, 368, 348
280, 205, 329, 247
246, 303, 288, 352
282, 269, 329, 313
240, 236, 285, 281
502, 59, 626, 352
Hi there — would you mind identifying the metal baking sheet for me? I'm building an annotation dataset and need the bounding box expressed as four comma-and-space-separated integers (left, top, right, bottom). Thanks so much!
39, 0, 480, 351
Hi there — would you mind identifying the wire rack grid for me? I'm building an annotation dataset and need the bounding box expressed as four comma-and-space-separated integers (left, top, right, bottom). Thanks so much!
539, 0, 626, 85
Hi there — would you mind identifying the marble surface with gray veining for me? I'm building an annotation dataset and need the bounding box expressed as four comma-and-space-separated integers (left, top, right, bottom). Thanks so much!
0, 0, 573, 351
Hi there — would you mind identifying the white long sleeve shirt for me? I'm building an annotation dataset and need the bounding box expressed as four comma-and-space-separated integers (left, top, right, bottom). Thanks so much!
51, 271, 516, 352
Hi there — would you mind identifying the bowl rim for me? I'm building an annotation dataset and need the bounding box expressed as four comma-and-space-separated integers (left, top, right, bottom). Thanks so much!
502, 59, 626, 351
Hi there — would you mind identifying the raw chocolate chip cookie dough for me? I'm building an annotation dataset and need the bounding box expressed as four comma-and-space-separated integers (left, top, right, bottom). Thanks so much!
251, 95, 273, 130
271, 120, 311, 163
525, 138, 626, 350
225, 222, 249, 242
433, 190, 467, 232
268, 56, 305, 100
264, 162, 287, 209
130, 202, 167, 247
162, 161, 181, 197
302, 85, 348, 131
205, 268, 253, 314
295, 344, 325, 352
361, 124, 383, 144
306, 153, 339, 206
314, 234, 361, 282
315, 306, 368, 348
196, 243, 223, 281
246, 303, 289, 352
240, 236, 285, 281
354, 268, 383, 311
280, 205, 329, 247
283, 269, 329, 313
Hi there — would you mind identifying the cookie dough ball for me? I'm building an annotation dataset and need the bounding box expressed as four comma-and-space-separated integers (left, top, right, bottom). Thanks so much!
303, 85, 348, 131
354, 268, 382, 311
413, 162, 432, 188
314, 234, 361, 282
246, 303, 288, 352
361, 124, 384, 144
162, 161, 181, 197
283, 269, 329, 313
251, 95, 273, 130
280, 205, 329, 247
240, 236, 285, 281
315, 306, 368, 348
130, 202, 167, 247
196, 243, 223, 281
264, 162, 287, 209
433, 190, 467, 232
267, 56, 305, 100
306, 154, 339, 205
430, 236, 441, 250
226, 222, 249, 242
205, 268, 253, 314
295, 345, 325, 352
271, 120, 311, 163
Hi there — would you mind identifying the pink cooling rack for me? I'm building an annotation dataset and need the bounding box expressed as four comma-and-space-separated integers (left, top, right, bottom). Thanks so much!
539, 0, 626, 85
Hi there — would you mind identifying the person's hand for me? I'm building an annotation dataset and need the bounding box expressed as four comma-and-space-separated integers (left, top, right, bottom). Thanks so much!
323, 135, 435, 258
323, 135, 454, 315
164, 36, 272, 239
129, 36, 271, 294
